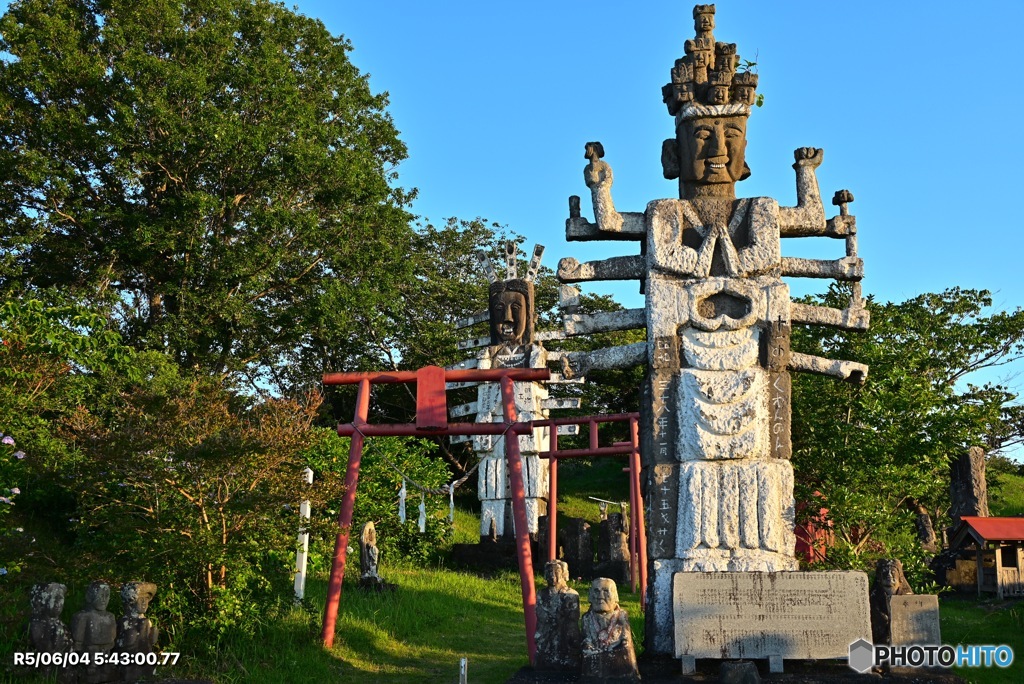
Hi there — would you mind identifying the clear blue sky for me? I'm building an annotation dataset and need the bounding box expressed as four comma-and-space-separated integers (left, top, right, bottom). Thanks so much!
295, 0, 1024, 406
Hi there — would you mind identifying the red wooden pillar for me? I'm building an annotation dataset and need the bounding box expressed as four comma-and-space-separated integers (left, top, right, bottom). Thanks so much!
500, 376, 538, 665
547, 422, 559, 564
321, 378, 371, 648
630, 416, 648, 608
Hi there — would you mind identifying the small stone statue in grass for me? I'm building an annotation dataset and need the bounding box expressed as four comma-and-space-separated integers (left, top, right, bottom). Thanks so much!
580, 578, 639, 682
358, 521, 395, 592
534, 560, 581, 672
71, 581, 117, 683
114, 582, 158, 682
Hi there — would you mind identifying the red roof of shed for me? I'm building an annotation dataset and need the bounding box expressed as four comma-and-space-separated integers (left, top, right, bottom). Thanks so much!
958, 516, 1024, 542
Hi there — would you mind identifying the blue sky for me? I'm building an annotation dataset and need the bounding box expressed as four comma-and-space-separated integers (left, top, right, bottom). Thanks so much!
294, 1, 1024, 407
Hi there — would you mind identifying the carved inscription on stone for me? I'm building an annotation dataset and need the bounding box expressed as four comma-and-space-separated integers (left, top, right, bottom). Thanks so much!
889, 595, 941, 647
673, 572, 871, 660
647, 463, 677, 559
768, 373, 792, 460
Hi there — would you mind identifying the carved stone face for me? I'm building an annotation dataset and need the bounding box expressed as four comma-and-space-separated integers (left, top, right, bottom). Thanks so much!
695, 11, 714, 33
489, 280, 533, 346
545, 560, 569, 589
672, 115, 748, 195
85, 582, 110, 611
589, 578, 618, 614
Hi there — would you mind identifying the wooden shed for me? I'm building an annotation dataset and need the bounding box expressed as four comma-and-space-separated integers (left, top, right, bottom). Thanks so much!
948, 516, 1024, 599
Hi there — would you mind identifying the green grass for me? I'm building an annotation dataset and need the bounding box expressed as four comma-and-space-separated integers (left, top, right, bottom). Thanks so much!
940, 594, 1024, 683
989, 472, 1024, 516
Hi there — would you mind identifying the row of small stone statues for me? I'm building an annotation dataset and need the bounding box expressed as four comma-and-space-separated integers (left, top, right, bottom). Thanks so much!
535, 560, 639, 681
27, 581, 158, 683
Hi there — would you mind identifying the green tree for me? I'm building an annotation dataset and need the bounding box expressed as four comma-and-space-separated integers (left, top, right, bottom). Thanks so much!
791, 287, 1024, 584
0, 0, 412, 390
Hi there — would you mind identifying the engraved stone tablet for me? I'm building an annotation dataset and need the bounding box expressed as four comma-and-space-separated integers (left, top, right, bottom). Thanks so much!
889, 595, 941, 646
673, 571, 871, 660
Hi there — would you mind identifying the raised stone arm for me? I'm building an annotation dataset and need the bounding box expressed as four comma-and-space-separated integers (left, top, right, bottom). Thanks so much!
778, 147, 827, 236
567, 143, 645, 241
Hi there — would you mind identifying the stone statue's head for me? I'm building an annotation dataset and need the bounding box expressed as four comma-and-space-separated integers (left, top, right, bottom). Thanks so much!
660, 5, 757, 199
662, 107, 750, 199
693, 4, 715, 34
544, 560, 569, 590
85, 582, 111, 611
589, 577, 619, 614
361, 521, 376, 546
121, 582, 157, 617
30, 583, 67, 618
489, 278, 533, 347
874, 559, 905, 593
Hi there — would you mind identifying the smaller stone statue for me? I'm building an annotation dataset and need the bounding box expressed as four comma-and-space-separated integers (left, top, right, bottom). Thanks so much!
534, 560, 581, 672
558, 517, 593, 580
358, 522, 395, 592
870, 559, 914, 644
595, 513, 631, 586
71, 581, 117, 684
580, 578, 639, 682
115, 582, 158, 682
28, 583, 72, 653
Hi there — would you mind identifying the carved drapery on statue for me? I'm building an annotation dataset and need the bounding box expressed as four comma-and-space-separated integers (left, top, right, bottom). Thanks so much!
555, 4, 870, 654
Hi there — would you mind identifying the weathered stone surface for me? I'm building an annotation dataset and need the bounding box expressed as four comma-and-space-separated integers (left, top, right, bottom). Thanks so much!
595, 513, 631, 586
676, 461, 797, 571
950, 446, 989, 521
28, 583, 71, 653
534, 561, 582, 672
870, 559, 914, 644
646, 463, 678, 560
115, 582, 159, 682
889, 595, 941, 647
581, 579, 639, 682
677, 367, 767, 461
559, 517, 593, 580
70, 582, 117, 684
673, 571, 872, 660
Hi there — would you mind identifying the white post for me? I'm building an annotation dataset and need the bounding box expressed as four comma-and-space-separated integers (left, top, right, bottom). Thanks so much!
294, 466, 314, 601
459, 657, 468, 684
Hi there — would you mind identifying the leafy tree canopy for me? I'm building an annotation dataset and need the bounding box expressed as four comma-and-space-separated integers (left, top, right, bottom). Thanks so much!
791, 286, 1024, 573
0, 0, 412, 389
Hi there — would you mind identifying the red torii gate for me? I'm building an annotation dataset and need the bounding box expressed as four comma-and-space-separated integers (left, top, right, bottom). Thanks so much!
535, 413, 648, 607
319, 365, 547, 663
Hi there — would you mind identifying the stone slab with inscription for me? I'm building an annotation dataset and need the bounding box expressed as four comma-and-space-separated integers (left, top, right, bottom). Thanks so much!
673, 571, 871, 661
889, 595, 941, 646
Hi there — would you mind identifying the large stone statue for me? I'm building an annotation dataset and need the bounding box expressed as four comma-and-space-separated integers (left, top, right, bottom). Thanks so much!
555, 4, 870, 654
70, 581, 117, 684
534, 560, 582, 672
449, 242, 578, 541
580, 578, 639, 682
